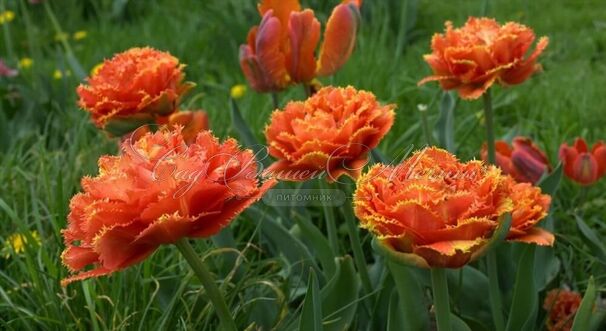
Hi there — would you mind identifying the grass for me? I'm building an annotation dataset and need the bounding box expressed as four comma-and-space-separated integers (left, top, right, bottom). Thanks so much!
1, 0, 605, 330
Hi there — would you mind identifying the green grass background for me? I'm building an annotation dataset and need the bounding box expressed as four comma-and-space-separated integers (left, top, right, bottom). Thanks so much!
1, 0, 605, 329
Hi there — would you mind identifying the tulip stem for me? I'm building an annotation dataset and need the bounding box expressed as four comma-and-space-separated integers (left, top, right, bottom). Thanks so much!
483, 90, 496, 164
320, 180, 340, 255
271, 92, 280, 110
419, 107, 433, 146
339, 182, 374, 302
431, 268, 452, 331
343, 203, 373, 296
487, 251, 505, 331
175, 239, 237, 331
303, 84, 313, 98
483, 89, 505, 331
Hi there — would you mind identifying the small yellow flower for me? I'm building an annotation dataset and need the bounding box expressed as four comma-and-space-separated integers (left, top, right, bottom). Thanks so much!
18, 57, 33, 70
3, 231, 41, 258
0, 10, 15, 25
90, 62, 104, 76
53, 69, 71, 80
230, 84, 247, 99
54, 32, 68, 42
73, 30, 87, 41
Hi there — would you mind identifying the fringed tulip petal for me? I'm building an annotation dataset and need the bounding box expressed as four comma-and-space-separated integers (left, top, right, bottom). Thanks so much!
168, 110, 209, 145
509, 227, 554, 246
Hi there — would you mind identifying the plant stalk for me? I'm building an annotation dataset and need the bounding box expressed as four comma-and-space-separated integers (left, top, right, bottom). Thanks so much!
483, 90, 496, 164
420, 107, 432, 146
175, 239, 237, 331
483, 89, 505, 331
431, 268, 452, 331
271, 92, 279, 110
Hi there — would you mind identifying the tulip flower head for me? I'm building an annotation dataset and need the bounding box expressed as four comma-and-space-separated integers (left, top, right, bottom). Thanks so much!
240, 0, 361, 93
264, 86, 395, 182
77, 47, 194, 136
419, 17, 549, 99
481, 136, 551, 184
543, 289, 582, 331
354, 147, 552, 268
559, 138, 606, 185
61, 129, 275, 286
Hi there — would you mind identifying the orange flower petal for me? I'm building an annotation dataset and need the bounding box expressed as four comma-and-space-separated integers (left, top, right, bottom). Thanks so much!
256, 12, 290, 89
258, 0, 301, 33
509, 227, 554, 246
316, 2, 360, 76
413, 239, 487, 268
287, 9, 321, 83
593, 142, 606, 178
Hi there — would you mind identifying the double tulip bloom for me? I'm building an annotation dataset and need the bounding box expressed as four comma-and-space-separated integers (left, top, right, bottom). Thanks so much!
77, 47, 194, 136
481, 136, 551, 184
354, 147, 552, 268
264, 86, 395, 182
240, 0, 361, 92
419, 17, 549, 99
61, 129, 275, 285
559, 138, 606, 186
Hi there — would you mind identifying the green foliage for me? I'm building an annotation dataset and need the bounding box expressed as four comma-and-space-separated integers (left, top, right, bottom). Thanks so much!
1, 0, 605, 330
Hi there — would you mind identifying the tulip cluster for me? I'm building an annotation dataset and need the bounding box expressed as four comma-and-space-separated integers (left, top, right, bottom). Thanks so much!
53, 5, 604, 331
240, 0, 361, 93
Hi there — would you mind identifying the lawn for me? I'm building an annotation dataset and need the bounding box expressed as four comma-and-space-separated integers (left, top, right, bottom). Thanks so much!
1, 0, 605, 330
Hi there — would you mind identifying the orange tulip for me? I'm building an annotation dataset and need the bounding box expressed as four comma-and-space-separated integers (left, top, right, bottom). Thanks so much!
559, 138, 606, 185
77, 47, 194, 136
481, 137, 551, 184
543, 289, 582, 331
264, 86, 395, 182
354, 147, 552, 268
167, 110, 209, 145
418, 17, 549, 99
505, 177, 553, 245
61, 129, 275, 286
239, 0, 361, 92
